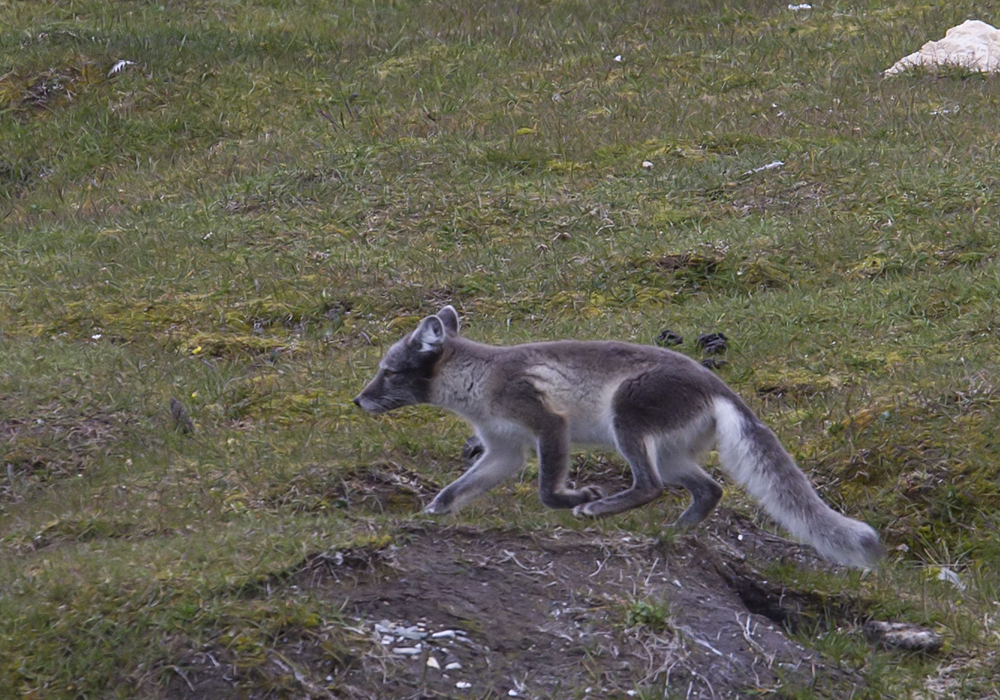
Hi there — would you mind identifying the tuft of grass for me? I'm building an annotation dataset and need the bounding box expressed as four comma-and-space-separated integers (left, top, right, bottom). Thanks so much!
621, 596, 674, 634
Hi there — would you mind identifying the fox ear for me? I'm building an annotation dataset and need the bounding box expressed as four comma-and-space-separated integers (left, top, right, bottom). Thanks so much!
437, 305, 460, 336
411, 316, 446, 354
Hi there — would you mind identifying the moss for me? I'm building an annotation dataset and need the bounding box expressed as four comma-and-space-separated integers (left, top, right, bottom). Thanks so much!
179, 332, 291, 360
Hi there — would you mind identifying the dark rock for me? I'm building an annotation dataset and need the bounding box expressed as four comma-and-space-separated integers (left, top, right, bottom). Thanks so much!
701, 357, 728, 370
656, 329, 684, 347
697, 332, 728, 355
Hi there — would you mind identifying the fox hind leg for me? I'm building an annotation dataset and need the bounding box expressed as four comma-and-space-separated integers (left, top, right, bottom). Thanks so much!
658, 454, 723, 528
572, 429, 664, 518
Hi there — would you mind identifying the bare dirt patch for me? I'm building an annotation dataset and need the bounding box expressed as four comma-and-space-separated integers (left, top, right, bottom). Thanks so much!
166, 513, 865, 699
1, 405, 125, 503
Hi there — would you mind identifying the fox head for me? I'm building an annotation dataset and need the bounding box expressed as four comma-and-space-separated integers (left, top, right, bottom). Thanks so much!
353, 306, 460, 414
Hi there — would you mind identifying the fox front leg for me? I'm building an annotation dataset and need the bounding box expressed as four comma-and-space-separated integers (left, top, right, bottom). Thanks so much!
534, 415, 605, 509
424, 439, 526, 514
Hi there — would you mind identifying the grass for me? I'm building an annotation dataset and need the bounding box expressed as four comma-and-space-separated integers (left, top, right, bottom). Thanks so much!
3, 0, 1000, 696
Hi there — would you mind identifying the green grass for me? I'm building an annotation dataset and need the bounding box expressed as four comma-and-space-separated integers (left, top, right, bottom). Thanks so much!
3, 0, 1000, 696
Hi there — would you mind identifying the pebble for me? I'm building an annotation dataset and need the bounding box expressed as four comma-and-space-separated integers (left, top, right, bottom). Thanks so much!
456, 681, 472, 689
426, 656, 441, 670
396, 626, 428, 641
392, 646, 422, 656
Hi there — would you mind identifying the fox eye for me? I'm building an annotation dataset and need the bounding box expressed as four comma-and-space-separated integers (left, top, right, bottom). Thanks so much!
382, 369, 396, 378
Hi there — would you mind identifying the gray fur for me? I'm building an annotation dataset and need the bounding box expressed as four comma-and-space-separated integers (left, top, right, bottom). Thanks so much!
354, 306, 881, 568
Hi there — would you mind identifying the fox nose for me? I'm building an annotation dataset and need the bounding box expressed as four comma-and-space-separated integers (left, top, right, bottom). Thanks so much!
352, 396, 362, 407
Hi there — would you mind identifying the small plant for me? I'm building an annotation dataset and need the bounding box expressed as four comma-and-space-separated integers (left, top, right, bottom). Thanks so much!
622, 596, 673, 634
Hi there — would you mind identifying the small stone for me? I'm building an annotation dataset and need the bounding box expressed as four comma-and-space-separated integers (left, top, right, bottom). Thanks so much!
392, 646, 422, 656
456, 681, 472, 689
655, 329, 683, 347
426, 656, 441, 670
701, 356, 728, 370
445, 661, 463, 671
642, 160, 654, 170
937, 567, 967, 591
396, 626, 428, 641
431, 630, 458, 639
697, 332, 728, 355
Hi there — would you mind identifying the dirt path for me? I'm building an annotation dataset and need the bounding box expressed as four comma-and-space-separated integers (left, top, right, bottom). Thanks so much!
168, 512, 864, 699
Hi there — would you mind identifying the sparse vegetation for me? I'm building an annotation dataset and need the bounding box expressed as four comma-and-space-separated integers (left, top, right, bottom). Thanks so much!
2, 0, 1000, 697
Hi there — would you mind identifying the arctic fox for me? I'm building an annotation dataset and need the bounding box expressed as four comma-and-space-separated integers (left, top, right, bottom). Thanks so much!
354, 306, 881, 568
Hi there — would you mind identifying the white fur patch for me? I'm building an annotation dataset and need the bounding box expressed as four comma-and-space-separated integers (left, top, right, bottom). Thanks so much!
414, 318, 445, 353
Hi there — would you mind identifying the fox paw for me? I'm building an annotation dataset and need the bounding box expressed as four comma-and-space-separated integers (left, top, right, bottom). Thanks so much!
423, 496, 452, 515
570, 488, 606, 517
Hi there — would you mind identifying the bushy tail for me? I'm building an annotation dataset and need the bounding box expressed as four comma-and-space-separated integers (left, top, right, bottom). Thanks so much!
712, 397, 881, 568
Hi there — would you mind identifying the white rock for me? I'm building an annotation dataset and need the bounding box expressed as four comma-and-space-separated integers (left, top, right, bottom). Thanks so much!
743, 160, 784, 176
431, 630, 457, 639
886, 20, 1000, 75
108, 60, 136, 77
392, 646, 422, 655
445, 661, 463, 671
788, 4, 812, 10
937, 566, 967, 591
426, 656, 441, 670
396, 626, 428, 641
642, 161, 654, 170
456, 681, 472, 689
